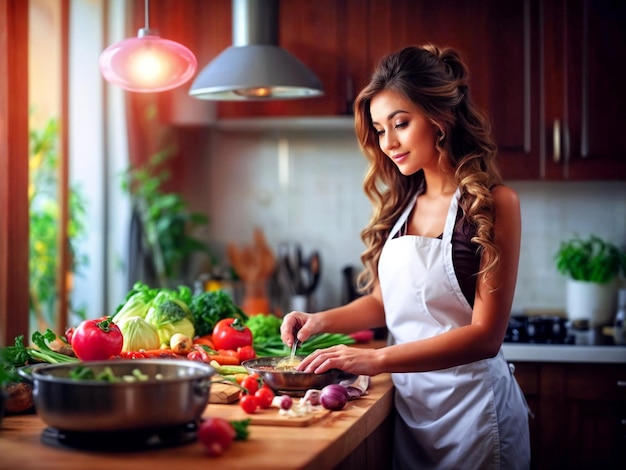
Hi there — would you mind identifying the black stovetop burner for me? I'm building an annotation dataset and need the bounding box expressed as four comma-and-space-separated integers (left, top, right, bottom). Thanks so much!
41, 421, 198, 452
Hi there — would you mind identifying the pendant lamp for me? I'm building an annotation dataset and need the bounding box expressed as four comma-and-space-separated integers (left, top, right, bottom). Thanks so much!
99, 0, 197, 93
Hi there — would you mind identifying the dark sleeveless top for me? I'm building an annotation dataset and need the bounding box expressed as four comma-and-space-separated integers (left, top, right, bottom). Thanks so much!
394, 206, 481, 307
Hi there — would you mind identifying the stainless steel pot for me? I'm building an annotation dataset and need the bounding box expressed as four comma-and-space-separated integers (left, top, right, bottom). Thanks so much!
22, 359, 215, 432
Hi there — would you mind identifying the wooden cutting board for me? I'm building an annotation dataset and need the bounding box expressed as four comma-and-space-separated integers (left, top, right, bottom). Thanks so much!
209, 381, 240, 404
205, 403, 332, 427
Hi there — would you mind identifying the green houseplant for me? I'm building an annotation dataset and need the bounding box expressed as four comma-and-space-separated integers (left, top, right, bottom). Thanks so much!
29, 118, 89, 332
555, 235, 626, 283
121, 150, 212, 288
555, 235, 626, 326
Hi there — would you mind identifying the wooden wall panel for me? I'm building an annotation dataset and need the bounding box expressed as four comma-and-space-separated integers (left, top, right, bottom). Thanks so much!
0, 0, 30, 346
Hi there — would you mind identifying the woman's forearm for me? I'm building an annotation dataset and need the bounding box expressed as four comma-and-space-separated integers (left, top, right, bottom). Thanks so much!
316, 294, 386, 334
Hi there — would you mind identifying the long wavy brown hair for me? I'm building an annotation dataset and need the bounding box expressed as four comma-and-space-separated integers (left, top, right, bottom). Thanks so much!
354, 44, 502, 293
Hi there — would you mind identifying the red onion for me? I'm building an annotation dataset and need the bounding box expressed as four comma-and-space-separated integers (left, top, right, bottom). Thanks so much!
320, 384, 349, 411
279, 395, 293, 410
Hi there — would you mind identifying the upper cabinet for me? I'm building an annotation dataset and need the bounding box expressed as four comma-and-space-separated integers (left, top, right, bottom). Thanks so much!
361, 0, 626, 180
542, 0, 626, 180
151, 0, 625, 180
362, 0, 542, 180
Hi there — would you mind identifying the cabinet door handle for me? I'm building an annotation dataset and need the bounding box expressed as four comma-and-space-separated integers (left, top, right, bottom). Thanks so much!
580, 0, 589, 158
553, 119, 561, 163
523, 0, 531, 154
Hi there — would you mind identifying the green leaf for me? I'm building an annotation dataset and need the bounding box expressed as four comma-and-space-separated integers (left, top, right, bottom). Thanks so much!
555, 235, 626, 283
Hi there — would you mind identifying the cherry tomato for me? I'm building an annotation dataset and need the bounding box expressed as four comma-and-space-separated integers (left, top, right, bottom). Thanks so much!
116, 351, 145, 359
212, 318, 253, 351
239, 394, 258, 414
240, 374, 260, 395
237, 345, 256, 362
254, 385, 275, 409
198, 417, 236, 457
71, 316, 123, 361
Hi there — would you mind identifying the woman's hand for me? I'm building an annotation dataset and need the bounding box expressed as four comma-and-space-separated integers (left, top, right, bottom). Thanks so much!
297, 344, 383, 376
280, 311, 321, 347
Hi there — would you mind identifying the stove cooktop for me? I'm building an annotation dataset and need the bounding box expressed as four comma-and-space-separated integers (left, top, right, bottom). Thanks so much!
41, 421, 198, 452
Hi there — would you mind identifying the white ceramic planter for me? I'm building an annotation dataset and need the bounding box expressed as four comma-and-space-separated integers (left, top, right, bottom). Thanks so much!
566, 279, 618, 327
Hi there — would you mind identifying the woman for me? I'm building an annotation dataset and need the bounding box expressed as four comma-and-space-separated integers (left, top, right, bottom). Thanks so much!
280, 44, 530, 469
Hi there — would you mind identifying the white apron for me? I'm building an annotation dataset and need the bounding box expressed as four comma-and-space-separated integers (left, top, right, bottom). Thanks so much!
379, 188, 530, 470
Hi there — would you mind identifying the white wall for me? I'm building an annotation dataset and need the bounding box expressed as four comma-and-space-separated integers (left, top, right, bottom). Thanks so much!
199, 128, 626, 315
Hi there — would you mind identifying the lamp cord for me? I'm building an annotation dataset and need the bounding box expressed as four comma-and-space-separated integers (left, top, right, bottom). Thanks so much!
144, 0, 150, 30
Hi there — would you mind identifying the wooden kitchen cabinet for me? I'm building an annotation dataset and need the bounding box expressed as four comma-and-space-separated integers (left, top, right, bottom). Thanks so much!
513, 362, 626, 470
542, 0, 626, 180
364, 0, 626, 180
147, 0, 626, 179
364, 0, 542, 180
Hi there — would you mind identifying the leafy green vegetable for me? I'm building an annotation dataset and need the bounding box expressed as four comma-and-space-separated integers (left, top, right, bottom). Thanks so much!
230, 419, 251, 441
241, 310, 356, 356
555, 235, 626, 283
142, 288, 196, 346
113, 282, 159, 323
1, 330, 79, 366
245, 314, 282, 344
146, 299, 192, 326
69, 365, 150, 382
0, 358, 20, 386
251, 331, 356, 357
153, 317, 196, 347
189, 290, 248, 337
117, 316, 161, 352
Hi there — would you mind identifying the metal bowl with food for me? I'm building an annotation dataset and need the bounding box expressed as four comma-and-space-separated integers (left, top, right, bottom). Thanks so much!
23, 359, 215, 432
242, 356, 355, 396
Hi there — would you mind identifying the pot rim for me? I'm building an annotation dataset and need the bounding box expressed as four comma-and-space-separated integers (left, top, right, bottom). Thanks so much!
26, 359, 215, 385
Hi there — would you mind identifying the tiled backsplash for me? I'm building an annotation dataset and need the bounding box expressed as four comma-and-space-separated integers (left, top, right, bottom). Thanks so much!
195, 129, 626, 315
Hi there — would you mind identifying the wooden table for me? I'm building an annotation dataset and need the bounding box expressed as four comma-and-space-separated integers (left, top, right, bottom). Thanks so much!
0, 372, 394, 470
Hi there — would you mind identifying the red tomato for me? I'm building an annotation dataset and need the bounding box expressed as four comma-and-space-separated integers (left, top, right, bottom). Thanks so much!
71, 316, 123, 361
198, 417, 236, 457
237, 345, 256, 362
254, 385, 275, 409
212, 318, 253, 351
239, 394, 258, 414
240, 374, 260, 395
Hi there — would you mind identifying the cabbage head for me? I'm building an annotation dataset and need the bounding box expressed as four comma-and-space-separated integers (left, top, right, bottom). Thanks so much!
117, 316, 160, 352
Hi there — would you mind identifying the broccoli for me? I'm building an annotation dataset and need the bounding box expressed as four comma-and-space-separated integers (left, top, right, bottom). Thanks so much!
146, 299, 191, 326
144, 291, 195, 346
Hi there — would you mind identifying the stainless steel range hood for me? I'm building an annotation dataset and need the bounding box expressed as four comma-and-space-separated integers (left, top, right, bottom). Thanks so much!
189, 0, 324, 101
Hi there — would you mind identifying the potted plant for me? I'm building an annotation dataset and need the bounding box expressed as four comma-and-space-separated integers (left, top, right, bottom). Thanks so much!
555, 235, 626, 326
121, 150, 212, 288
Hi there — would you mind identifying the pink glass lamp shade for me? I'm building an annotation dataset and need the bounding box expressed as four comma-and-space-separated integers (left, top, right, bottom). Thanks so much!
99, 29, 197, 93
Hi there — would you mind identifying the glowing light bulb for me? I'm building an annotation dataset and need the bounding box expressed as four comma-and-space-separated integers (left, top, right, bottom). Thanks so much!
100, 34, 197, 93
234, 87, 273, 98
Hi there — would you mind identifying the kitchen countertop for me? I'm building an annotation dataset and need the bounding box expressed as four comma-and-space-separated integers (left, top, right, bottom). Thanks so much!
502, 342, 626, 363
5, 338, 622, 469
0, 346, 394, 470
